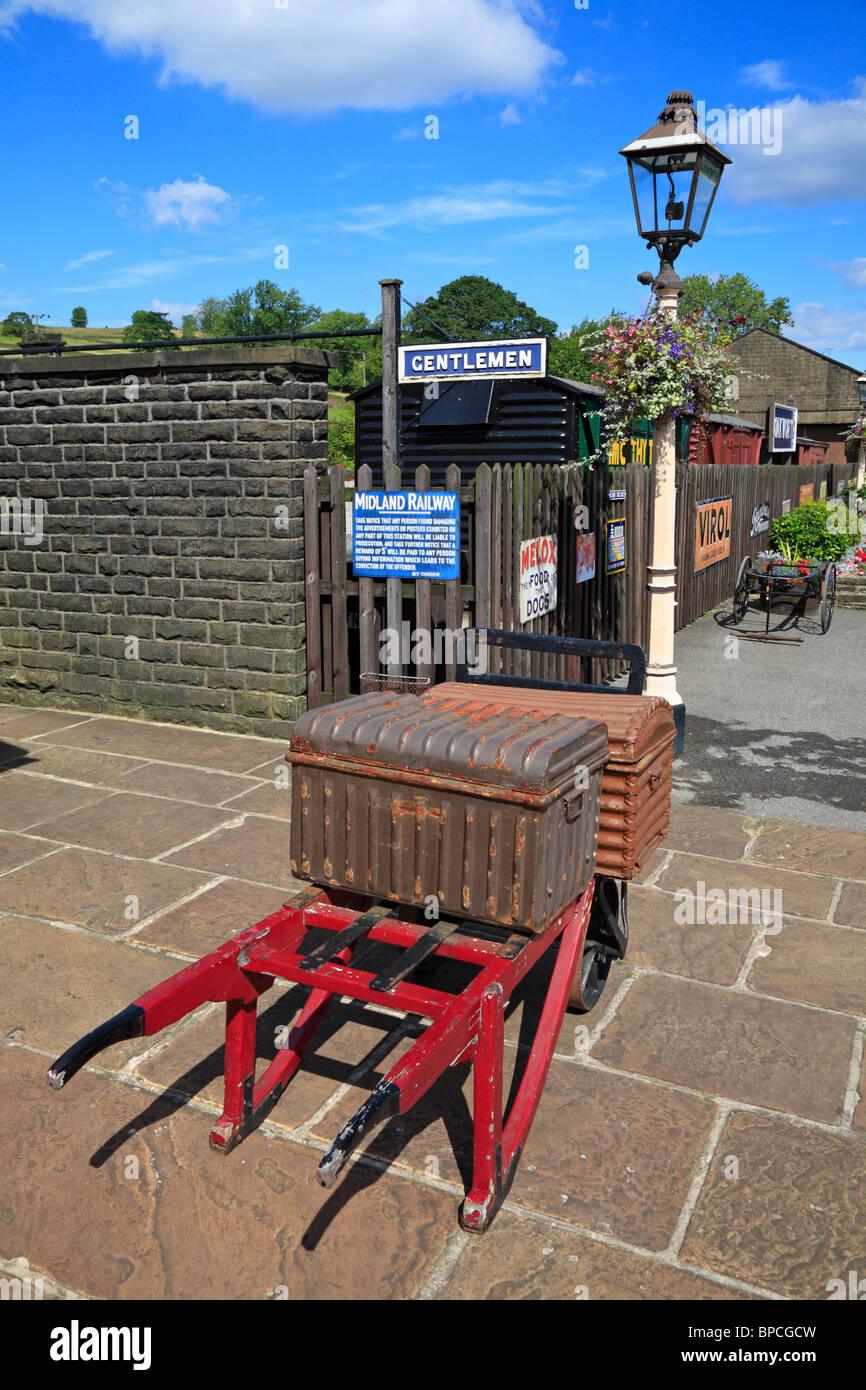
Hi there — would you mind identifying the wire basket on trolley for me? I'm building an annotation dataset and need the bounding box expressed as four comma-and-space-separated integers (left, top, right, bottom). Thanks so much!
359, 673, 432, 696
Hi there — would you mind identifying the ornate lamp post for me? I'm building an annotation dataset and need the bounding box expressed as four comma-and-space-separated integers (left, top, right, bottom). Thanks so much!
620, 93, 730, 750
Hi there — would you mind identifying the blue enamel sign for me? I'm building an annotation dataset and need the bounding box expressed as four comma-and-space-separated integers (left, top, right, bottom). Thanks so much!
398, 338, 547, 383
353, 491, 460, 580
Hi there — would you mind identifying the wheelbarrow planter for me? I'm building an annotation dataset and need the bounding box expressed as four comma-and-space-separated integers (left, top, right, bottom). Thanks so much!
47, 634, 665, 1234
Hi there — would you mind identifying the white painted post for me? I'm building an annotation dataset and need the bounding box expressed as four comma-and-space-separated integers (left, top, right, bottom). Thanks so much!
646, 260, 685, 751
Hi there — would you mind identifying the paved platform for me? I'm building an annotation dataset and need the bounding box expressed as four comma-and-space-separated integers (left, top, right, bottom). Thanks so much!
673, 608, 866, 832
0, 704, 864, 1301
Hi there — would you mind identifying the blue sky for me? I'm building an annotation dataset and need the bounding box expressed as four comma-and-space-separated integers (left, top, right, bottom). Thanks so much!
0, 0, 864, 362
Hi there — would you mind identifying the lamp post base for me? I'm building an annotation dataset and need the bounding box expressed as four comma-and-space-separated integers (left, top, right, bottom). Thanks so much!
644, 668, 685, 755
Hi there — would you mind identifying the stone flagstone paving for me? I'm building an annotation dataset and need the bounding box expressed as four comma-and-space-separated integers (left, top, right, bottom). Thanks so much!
0, 706, 864, 1301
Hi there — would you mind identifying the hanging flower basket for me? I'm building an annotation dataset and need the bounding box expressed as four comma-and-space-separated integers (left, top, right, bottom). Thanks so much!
580, 311, 733, 464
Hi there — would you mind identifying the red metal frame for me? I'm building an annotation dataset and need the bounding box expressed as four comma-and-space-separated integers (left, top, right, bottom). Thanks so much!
48, 881, 595, 1233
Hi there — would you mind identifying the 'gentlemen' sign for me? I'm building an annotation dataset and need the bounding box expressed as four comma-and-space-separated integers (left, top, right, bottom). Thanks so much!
399, 338, 547, 383
695, 495, 733, 573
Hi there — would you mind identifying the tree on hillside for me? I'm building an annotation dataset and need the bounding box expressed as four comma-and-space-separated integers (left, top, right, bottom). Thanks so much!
196, 297, 229, 336
122, 310, 177, 344
679, 273, 793, 340
195, 280, 322, 340
306, 309, 382, 393
71, 306, 87, 328
548, 313, 626, 383
402, 276, 557, 344
1, 311, 34, 339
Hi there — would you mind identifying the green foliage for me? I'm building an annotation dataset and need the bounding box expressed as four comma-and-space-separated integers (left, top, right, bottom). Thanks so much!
196, 297, 229, 336
70, 306, 87, 328
305, 309, 382, 393
180, 313, 199, 339
768, 501, 851, 563
193, 281, 321, 340
1, 311, 33, 338
122, 310, 178, 345
328, 405, 355, 470
403, 275, 556, 344
678, 272, 794, 341
549, 314, 624, 383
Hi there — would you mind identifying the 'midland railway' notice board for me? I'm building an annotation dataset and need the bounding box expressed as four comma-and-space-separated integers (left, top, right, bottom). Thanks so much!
353, 490, 460, 580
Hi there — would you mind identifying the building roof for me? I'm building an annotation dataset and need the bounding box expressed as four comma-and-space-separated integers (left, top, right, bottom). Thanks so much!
730, 327, 863, 376
704, 412, 764, 432
348, 374, 604, 403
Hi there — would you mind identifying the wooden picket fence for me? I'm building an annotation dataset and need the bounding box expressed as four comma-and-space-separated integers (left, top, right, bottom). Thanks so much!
303, 457, 853, 707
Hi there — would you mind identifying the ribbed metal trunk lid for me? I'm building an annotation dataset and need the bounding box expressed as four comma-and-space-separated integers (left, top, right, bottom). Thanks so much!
425, 686, 675, 881
287, 692, 608, 933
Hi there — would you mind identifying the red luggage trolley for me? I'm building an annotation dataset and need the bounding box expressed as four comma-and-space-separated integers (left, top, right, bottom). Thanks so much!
47, 636, 643, 1234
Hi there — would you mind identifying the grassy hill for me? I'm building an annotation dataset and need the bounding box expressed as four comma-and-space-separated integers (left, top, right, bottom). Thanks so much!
0, 325, 128, 354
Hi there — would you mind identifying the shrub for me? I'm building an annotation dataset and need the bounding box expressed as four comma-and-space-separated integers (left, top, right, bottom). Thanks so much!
328, 408, 355, 470
768, 501, 850, 563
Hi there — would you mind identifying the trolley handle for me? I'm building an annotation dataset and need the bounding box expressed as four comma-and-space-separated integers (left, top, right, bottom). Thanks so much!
47, 1004, 146, 1090
457, 629, 646, 696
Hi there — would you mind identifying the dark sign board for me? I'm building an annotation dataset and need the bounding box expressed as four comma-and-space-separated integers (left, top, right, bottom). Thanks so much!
750, 501, 771, 537
353, 491, 459, 580
770, 403, 798, 453
399, 337, 547, 384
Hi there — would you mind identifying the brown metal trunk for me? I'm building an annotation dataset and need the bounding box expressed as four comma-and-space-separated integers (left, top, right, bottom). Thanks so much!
425, 686, 675, 880
287, 692, 607, 934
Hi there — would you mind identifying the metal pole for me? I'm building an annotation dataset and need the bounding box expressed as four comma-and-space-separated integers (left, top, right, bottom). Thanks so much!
646, 258, 685, 752
379, 277, 403, 676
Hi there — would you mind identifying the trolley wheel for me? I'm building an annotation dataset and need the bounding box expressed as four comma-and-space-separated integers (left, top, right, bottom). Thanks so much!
568, 942, 613, 1012
821, 563, 836, 632
567, 878, 625, 1013
732, 555, 751, 623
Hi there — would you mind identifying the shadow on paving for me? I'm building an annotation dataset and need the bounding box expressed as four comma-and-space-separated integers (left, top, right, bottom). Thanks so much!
675, 713, 866, 820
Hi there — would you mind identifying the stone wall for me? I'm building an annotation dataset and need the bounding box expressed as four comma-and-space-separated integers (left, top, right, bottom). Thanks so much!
728, 329, 862, 463
0, 345, 336, 738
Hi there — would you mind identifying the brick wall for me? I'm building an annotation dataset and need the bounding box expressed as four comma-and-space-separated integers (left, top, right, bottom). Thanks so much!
0, 345, 336, 738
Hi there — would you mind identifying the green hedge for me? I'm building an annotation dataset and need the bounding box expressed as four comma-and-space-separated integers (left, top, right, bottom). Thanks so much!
768, 501, 850, 563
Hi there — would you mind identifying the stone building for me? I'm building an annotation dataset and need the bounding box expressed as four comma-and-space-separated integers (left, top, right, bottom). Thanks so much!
727, 329, 863, 465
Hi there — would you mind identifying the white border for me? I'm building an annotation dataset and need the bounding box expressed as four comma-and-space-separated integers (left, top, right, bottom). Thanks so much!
398, 337, 548, 384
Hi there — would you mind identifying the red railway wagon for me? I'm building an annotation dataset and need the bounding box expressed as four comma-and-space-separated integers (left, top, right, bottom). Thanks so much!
687, 412, 763, 466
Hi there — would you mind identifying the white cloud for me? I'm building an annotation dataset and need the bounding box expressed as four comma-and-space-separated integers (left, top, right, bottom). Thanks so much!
828, 258, 866, 290
721, 83, 866, 206
58, 244, 267, 293
393, 125, 421, 141
145, 176, 233, 231
0, 262, 6, 271
740, 60, 789, 91
64, 249, 115, 270
499, 102, 521, 125
151, 298, 200, 326
341, 179, 571, 234
791, 302, 866, 358
0, 0, 560, 113
571, 69, 595, 87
